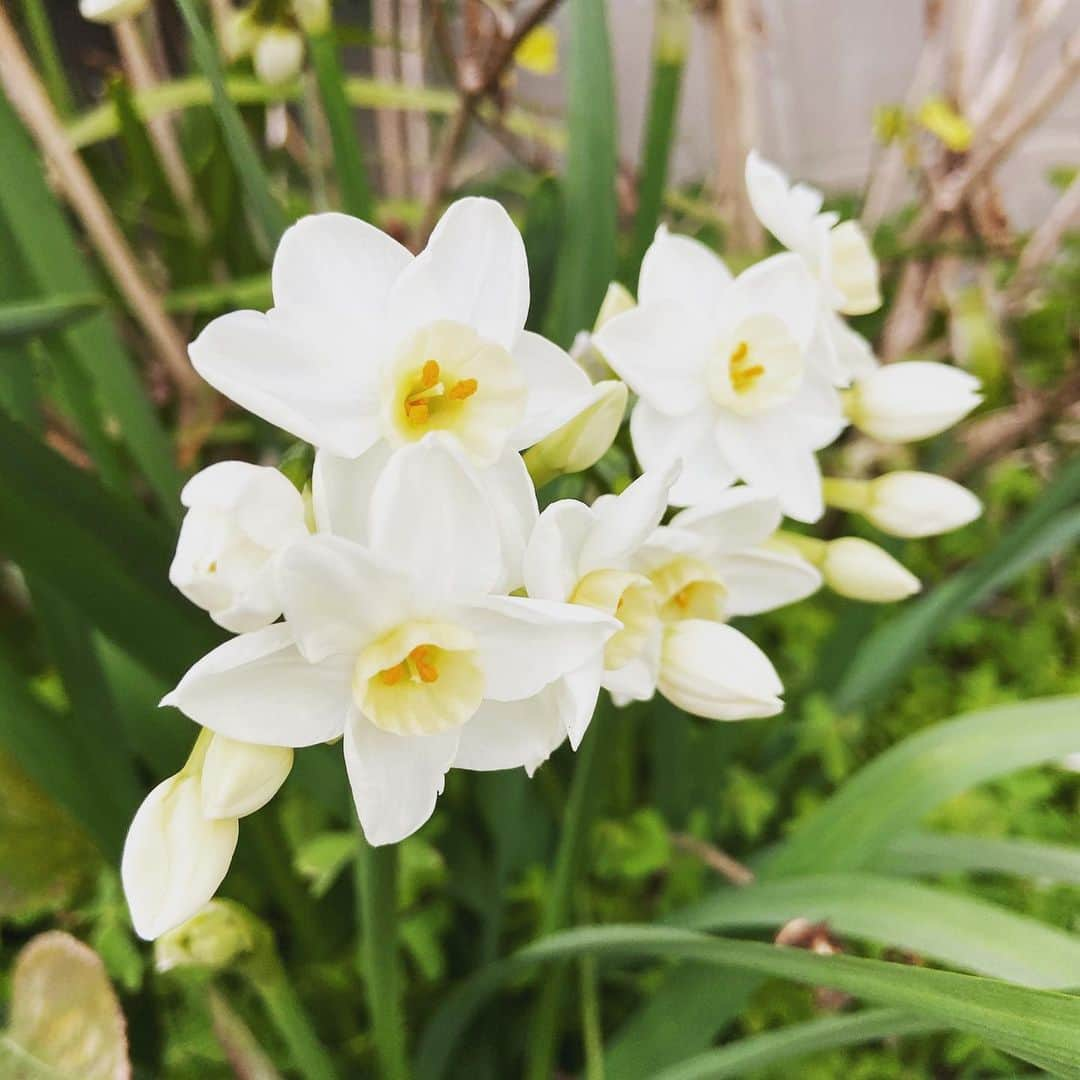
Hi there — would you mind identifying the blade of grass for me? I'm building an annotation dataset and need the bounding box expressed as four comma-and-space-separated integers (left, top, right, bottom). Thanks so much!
17, 0, 74, 116
0, 294, 103, 340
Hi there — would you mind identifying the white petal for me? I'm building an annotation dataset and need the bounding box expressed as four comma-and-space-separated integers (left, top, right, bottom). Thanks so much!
827, 314, 878, 381
368, 436, 502, 601
784, 369, 848, 451
387, 197, 529, 349
162, 624, 352, 747
200, 734, 294, 819
658, 620, 783, 720
511, 331, 594, 450
122, 775, 238, 940
453, 691, 567, 775
630, 401, 737, 507
312, 443, 392, 544
713, 549, 822, 615
726, 253, 819, 350
482, 449, 540, 592
669, 486, 782, 556
744, 150, 824, 263
523, 498, 597, 601
462, 595, 615, 701
602, 622, 662, 702
554, 657, 604, 750
345, 709, 459, 845
594, 303, 710, 416
272, 213, 412, 337
638, 225, 733, 311
191, 310, 381, 458
714, 413, 824, 523
579, 464, 679, 574
277, 534, 414, 661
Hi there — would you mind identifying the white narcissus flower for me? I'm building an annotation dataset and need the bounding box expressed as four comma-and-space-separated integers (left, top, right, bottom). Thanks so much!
191, 199, 588, 468
745, 151, 881, 385
863, 472, 982, 539
79, 0, 148, 23
523, 468, 785, 720
846, 361, 983, 443
122, 736, 238, 941
163, 437, 616, 846
200, 733, 294, 819
169, 461, 309, 633
595, 226, 845, 521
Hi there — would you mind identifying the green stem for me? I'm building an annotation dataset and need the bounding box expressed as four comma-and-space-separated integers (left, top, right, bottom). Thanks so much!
19, 0, 75, 117
526, 700, 612, 1080
356, 830, 410, 1080
580, 956, 605, 1080
822, 476, 872, 514
255, 956, 339, 1080
307, 28, 374, 220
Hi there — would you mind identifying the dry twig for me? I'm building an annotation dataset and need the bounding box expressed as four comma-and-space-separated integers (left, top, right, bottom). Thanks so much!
670, 832, 755, 886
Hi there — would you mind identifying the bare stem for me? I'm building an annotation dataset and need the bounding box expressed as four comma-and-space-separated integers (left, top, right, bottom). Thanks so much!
671, 832, 755, 887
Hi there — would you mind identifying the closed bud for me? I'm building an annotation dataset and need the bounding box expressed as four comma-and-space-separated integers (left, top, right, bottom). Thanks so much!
846, 361, 982, 443
291, 0, 330, 33
524, 381, 628, 486
79, 0, 148, 23
594, 282, 636, 332
826, 220, 881, 315
865, 472, 982, 538
200, 733, 293, 819
169, 461, 308, 633
822, 537, 921, 603
155, 899, 266, 973
658, 620, 783, 720
253, 27, 305, 84
221, 8, 260, 60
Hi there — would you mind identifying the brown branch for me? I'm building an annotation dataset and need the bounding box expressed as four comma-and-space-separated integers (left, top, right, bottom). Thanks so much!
671, 832, 755, 887
1004, 170, 1080, 307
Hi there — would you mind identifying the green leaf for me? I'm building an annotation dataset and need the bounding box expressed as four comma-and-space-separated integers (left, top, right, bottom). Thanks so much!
764, 695, 1080, 878
166, 271, 272, 314
832, 458, 1080, 710
0, 294, 102, 341
877, 830, 1080, 885
671, 872, 1080, 988
307, 29, 374, 219
543, 0, 618, 347
416, 926, 1080, 1079
173, 0, 288, 252
652, 1009, 941, 1080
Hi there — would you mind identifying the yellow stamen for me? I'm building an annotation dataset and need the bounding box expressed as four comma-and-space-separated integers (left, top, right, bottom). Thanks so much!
406, 401, 430, 425
448, 378, 478, 401
729, 341, 765, 395
379, 663, 406, 685
421, 359, 440, 388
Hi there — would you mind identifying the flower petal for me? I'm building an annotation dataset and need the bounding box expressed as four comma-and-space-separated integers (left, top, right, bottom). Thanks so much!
638, 225, 733, 311
668, 486, 782, 556
630, 401, 737, 507
523, 498, 596, 601
511, 331, 594, 450
594, 303, 710, 416
162, 624, 352, 747
714, 549, 822, 615
387, 197, 529, 349
462, 595, 616, 701
312, 444, 393, 545
745, 150, 824, 263
453, 690, 567, 775
344, 709, 460, 845
483, 449, 539, 592
368, 436, 502, 601
726, 253, 819, 350
191, 310, 381, 458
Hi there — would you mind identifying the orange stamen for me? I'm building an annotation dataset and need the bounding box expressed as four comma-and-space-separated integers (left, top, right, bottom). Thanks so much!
448, 378, 478, 401
406, 401, 430, 425
380, 663, 405, 686
421, 359, 440, 388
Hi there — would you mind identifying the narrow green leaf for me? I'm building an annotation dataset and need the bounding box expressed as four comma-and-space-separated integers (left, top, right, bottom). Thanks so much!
877, 831, 1080, 886
166, 272, 271, 314
307, 28, 374, 219
652, 1009, 941, 1080
671, 872, 1080, 988
832, 457, 1080, 710
0, 294, 102, 340
543, 0, 618, 347
18, 0, 75, 117
173, 0, 289, 251
764, 695, 1080, 878
416, 926, 1080, 1079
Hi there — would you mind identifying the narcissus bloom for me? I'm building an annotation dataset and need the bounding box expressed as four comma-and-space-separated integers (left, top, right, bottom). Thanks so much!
169, 461, 309, 633
746, 151, 881, 384
595, 226, 844, 521
79, 0, 147, 23
163, 438, 616, 845
191, 199, 587, 467
524, 469, 785, 719
846, 361, 983, 442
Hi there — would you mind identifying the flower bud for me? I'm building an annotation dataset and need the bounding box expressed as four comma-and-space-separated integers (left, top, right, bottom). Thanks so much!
200, 733, 293, 819
221, 8, 260, 60
822, 537, 921, 603
846, 361, 982, 443
658, 620, 783, 720
79, 0, 148, 24
121, 770, 238, 941
524, 381, 628, 486
169, 461, 308, 633
291, 0, 330, 33
155, 899, 265, 973
864, 472, 982, 538
594, 282, 636, 331
253, 27, 305, 84
826, 220, 881, 315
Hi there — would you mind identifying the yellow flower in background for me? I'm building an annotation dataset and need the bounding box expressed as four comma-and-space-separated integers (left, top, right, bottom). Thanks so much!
515, 26, 559, 76
917, 97, 973, 152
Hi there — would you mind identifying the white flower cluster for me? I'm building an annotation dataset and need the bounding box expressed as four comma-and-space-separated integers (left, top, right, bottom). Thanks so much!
123, 160, 983, 939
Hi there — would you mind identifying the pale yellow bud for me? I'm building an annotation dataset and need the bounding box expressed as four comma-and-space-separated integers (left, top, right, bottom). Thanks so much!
200, 733, 293, 820
154, 900, 264, 973
822, 537, 921, 603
